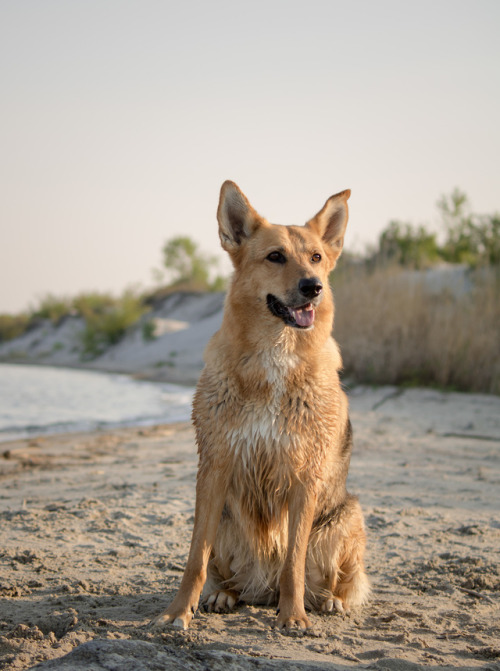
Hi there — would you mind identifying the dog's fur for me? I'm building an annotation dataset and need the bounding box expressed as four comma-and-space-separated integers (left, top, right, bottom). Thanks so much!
153, 181, 370, 631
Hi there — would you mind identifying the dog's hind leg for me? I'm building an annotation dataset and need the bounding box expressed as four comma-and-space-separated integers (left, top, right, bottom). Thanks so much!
307, 495, 370, 615
203, 553, 239, 612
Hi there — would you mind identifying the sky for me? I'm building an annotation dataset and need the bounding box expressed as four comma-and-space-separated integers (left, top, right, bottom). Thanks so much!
1, 0, 499, 313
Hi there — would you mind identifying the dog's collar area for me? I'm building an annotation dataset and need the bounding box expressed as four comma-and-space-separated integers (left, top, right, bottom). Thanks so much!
266, 294, 315, 329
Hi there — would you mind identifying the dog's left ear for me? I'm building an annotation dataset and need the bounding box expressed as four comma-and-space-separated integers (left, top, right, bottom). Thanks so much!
305, 189, 350, 254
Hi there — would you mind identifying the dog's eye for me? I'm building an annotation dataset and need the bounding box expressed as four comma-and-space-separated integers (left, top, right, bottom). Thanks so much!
311, 253, 322, 263
267, 251, 286, 264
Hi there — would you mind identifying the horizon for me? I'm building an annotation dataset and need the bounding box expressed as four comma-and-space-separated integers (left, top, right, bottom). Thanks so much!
1, 0, 499, 313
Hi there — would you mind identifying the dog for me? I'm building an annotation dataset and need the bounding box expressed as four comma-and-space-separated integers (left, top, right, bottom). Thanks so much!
153, 181, 370, 631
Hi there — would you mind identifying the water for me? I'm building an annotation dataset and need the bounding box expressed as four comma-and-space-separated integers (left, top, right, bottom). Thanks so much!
0, 363, 195, 442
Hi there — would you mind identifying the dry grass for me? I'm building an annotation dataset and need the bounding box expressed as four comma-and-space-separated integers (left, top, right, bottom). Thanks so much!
332, 265, 500, 394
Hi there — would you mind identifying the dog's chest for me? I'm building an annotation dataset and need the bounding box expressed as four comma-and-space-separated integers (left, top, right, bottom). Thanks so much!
195, 343, 334, 475
223, 354, 318, 468
227, 398, 293, 459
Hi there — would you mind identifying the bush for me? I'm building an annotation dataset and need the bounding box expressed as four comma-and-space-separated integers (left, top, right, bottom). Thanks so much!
0, 313, 30, 343
372, 189, 500, 269
376, 221, 441, 269
142, 319, 157, 342
441, 213, 500, 267
78, 290, 148, 359
72, 292, 116, 320
30, 294, 73, 324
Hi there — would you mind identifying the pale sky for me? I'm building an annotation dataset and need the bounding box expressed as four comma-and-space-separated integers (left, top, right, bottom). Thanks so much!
1, 0, 499, 313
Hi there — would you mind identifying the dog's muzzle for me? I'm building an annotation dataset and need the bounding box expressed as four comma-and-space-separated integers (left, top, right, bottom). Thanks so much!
266, 295, 317, 329
266, 277, 322, 329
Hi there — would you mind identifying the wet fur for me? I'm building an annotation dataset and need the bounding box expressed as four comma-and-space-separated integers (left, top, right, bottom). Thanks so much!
153, 181, 370, 631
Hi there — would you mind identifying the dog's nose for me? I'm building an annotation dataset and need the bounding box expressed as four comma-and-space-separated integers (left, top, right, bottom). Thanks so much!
299, 277, 323, 299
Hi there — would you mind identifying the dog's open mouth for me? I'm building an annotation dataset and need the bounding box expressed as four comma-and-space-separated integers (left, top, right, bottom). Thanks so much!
266, 294, 315, 329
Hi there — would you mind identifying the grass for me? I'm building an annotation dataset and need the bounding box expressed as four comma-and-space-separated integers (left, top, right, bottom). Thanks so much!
332, 264, 500, 394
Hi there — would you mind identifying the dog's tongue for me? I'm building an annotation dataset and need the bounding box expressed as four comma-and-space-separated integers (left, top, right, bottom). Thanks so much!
289, 304, 315, 327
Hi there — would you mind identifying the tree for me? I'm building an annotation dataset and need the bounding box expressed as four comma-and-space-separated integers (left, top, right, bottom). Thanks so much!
161, 236, 224, 289
438, 189, 500, 266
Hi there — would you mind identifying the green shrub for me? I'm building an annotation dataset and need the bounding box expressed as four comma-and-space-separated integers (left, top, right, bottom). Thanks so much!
79, 290, 148, 359
30, 294, 73, 324
372, 188, 500, 270
142, 319, 157, 342
376, 221, 441, 269
72, 292, 115, 319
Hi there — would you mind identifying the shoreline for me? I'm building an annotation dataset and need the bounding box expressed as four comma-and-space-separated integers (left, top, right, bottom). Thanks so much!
0, 357, 200, 387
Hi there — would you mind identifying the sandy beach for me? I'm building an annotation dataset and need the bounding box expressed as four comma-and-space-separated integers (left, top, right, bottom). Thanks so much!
0, 385, 499, 670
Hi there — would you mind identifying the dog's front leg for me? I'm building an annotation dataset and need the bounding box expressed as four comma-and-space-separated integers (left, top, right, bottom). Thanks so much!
152, 464, 226, 630
277, 482, 317, 631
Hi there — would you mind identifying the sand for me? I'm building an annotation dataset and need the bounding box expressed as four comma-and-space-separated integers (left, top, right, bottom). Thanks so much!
0, 386, 499, 670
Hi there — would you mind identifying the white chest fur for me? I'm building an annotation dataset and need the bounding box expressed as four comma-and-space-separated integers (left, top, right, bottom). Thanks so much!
226, 345, 300, 464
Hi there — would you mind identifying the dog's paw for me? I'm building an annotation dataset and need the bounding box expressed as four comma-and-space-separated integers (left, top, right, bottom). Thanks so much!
321, 596, 350, 616
204, 590, 238, 612
275, 606, 311, 632
150, 606, 195, 631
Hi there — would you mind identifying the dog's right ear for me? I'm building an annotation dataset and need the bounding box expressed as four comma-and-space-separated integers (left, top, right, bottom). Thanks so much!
217, 181, 264, 253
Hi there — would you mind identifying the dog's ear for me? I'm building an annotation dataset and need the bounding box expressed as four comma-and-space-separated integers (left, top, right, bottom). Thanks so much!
217, 181, 264, 253
305, 189, 350, 254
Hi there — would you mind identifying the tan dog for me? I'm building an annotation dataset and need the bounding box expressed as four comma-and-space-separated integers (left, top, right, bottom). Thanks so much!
154, 181, 370, 631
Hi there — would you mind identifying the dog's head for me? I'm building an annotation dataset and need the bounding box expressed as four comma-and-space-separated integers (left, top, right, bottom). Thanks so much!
217, 181, 350, 332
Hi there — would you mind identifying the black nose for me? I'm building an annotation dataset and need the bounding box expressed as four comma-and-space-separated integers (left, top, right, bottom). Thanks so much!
299, 277, 323, 299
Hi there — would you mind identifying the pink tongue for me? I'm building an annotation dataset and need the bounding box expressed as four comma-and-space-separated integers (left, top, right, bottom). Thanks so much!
290, 305, 315, 327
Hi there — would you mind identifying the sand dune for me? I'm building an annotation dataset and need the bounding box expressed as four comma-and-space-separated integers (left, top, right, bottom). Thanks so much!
0, 292, 225, 385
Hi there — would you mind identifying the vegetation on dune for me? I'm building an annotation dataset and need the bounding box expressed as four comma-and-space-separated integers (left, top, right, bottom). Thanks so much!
0, 313, 31, 342
29, 294, 74, 324
77, 290, 148, 358
0, 290, 149, 358
0, 235, 227, 350
0, 235, 227, 353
